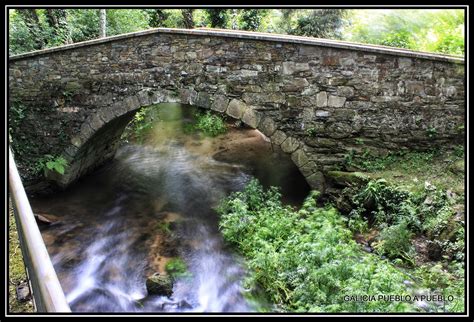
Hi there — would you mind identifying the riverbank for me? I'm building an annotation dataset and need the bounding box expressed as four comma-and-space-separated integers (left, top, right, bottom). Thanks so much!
215, 144, 465, 312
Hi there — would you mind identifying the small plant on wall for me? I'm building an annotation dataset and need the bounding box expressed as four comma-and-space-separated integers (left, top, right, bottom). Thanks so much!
36, 155, 68, 175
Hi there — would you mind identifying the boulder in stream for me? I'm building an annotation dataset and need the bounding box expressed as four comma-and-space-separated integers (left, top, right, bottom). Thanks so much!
146, 273, 173, 297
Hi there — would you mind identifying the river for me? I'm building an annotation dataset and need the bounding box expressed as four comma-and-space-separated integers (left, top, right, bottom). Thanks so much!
30, 103, 310, 312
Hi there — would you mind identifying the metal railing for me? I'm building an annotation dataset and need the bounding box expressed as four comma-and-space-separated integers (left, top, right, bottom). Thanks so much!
8, 148, 71, 312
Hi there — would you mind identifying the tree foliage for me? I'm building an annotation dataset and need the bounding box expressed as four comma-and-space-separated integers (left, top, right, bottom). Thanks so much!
145, 9, 170, 28
204, 9, 229, 28
9, 8, 464, 56
181, 9, 194, 29
344, 9, 464, 55
293, 9, 347, 38
238, 9, 268, 31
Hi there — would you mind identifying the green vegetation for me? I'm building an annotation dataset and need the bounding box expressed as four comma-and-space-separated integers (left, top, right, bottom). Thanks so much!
36, 154, 68, 175
347, 177, 464, 261
204, 9, 230, 29
344, 9, 464, 55
218, 179, 421, 312
165, 258, 190, 279
343, 147, 464, 194
238, 9, 269, 31
155, 221, 171, 235
305, 127, 317, 137
9, 9, 464, 56
413, 263, 465, 312
121, 106, 159, 143
218, 178, 465, 312
373, 220, 415, 261
282, 9, 347, 39
8, 202, 35, 312
333, 144, 465, 312
194, 111, 228, 137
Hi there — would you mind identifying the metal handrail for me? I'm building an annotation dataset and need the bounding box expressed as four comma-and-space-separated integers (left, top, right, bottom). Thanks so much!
8, 148, 71, 312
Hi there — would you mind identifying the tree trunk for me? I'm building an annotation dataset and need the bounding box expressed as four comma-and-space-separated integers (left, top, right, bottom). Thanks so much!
149, 9, 168, 28
99, 9, 106, 38
181, 9, 194, 29
45, 9, 71, 44
16, 9, 45, 49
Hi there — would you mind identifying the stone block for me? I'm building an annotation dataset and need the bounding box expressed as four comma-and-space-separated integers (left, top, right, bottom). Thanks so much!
337, 86, 355, 98
196, 92, 212, 109
210, 95, 229, 113
291, 148, 310, 168
137, 90, 151, 107
179, 88, 198, 105
259, 117, 277, 137
315, 110, 330, 118
242, 108, 261, 128
306, 171, 326, 192
124, 95, 141, 112
282, 61, 310, 75
328, 95, 346, 107
271, 130, 287, 146
280, 136, 300, 153
316, 91, 328, 107
282, 78, 309, 92
299, 161, 317, 177
227, 99, 248, 119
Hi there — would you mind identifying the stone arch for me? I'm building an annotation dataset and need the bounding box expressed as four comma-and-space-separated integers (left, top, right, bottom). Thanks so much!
9, 29, 464, 195
52, 88, 325, 191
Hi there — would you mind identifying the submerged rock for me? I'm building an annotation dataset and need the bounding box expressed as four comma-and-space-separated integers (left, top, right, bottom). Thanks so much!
33, 213, 60, 226
146, 273, 173, 297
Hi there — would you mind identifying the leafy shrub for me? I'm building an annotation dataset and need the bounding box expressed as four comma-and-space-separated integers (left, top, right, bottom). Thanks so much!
121, 106, 159, 142
350, 179, 419, 230
165, 258, 189, 279
348, 176, 464, 268
373, 220, 414, 261
414, 263, 465, 312
36, 155, 68, 175
218, 179, 416, 312
194, 111, 227, 137
347, 213, 369, 234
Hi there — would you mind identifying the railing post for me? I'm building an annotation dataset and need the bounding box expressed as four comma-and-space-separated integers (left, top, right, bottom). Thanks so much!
8, 148, 71, 312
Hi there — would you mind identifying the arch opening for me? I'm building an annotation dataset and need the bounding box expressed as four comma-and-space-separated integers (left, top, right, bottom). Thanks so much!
57, 100, 312, 204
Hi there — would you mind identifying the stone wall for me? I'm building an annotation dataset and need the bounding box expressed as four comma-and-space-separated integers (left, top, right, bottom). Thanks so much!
8, 29, 465, 192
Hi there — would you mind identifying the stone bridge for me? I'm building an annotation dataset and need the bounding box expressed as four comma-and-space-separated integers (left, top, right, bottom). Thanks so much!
8, 28, 465, 192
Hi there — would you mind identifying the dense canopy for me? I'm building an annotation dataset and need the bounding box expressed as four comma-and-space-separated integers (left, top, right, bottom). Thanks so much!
9, 8, 465, 56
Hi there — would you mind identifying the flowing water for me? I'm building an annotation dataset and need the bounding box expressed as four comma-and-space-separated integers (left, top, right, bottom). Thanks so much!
31, 103, 310, 312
